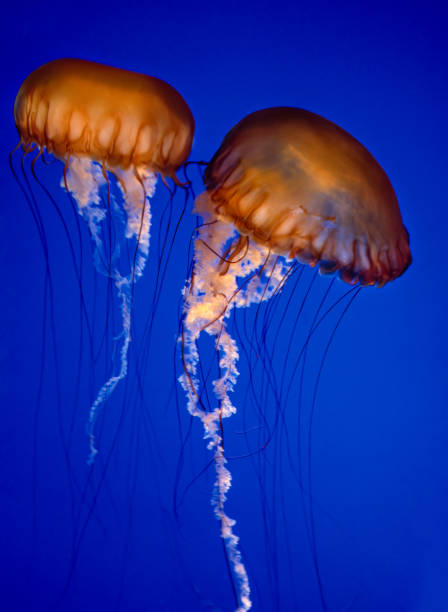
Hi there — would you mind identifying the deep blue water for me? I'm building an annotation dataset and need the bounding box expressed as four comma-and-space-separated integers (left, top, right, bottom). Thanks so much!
1, 1, 447, 611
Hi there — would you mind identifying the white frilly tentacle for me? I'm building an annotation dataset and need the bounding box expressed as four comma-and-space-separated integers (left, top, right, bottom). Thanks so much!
180, 195, 290, 612
63, 157, 157, 462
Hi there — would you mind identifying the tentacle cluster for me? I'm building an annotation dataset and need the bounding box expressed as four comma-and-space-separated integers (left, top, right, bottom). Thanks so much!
180, 203, 290, 612
64, 156, 157, 462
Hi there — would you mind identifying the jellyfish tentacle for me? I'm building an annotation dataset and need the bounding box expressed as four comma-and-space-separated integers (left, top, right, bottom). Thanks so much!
180, 209, 290, 612
63, 157, 157, 462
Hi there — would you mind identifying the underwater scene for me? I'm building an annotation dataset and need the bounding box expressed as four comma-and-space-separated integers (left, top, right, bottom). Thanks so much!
1, 2, 447, 611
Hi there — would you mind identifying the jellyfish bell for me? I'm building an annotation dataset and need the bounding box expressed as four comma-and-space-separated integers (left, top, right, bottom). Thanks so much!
201, 107, 411, 286
180, 107, 411, 611
14, 57, 195, 179
13, 58, 195, 460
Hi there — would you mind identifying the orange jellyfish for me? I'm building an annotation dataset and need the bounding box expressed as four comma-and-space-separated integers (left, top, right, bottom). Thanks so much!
180, 107, 411, 611
13, 58, 195, 461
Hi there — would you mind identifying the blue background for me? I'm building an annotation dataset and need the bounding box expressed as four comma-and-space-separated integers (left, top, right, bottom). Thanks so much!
1, 1, 447, 611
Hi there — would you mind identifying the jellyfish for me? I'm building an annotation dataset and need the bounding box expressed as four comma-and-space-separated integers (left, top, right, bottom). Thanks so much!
180, 107, 411, 611
13, 58, 195, 461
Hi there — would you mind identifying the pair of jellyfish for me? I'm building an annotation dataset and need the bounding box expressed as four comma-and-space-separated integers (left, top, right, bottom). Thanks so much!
13, 58, 411, 612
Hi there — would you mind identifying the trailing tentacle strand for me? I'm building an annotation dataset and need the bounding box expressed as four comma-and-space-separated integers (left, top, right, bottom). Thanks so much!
64, 157, 157, 462
180, 204, 290, 612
